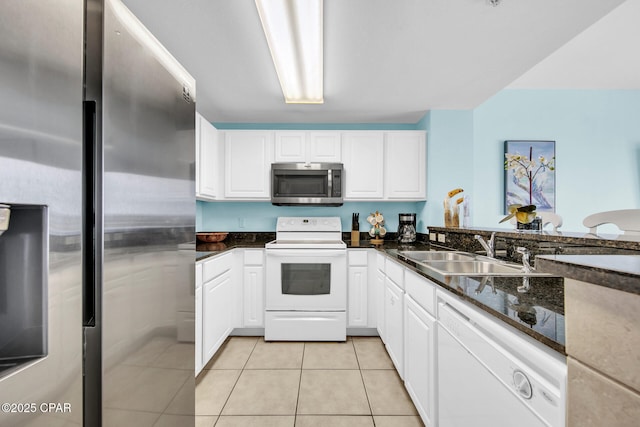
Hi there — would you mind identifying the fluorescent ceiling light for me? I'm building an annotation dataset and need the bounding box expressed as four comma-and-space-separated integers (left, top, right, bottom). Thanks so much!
255, 0, 323, 104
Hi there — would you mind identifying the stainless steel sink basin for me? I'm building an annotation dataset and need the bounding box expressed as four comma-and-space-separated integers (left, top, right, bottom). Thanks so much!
399, 251, 475, 262
423, 260, 526, 276
395, 250, 551, 276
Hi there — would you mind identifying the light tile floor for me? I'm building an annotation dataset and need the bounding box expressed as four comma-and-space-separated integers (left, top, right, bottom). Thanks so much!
196, 337, 423, 427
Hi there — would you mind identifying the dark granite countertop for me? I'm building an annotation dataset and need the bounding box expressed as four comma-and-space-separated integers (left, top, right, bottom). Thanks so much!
383, 248, 566, 354
196, 232, 274, 261
536, 254, 640, 295
428, 226, 640, 252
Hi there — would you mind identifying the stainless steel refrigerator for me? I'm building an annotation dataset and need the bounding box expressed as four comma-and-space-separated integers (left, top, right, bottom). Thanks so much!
0, 0, 195, 425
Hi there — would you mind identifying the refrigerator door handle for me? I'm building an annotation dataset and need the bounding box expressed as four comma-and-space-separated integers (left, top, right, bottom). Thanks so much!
83, 100, 97, 327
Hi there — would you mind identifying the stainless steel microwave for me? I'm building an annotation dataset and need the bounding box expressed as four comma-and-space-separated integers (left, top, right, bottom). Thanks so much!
271, 163, 343, 206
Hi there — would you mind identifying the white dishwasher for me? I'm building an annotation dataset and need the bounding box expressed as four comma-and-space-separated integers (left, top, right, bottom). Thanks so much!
437, 290, 566, 427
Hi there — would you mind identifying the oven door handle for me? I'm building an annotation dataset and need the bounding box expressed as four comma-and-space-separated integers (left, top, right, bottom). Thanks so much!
266, 250, 347, 257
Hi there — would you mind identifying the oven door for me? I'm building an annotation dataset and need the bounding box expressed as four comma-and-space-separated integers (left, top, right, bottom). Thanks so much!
265, 249, 347, 311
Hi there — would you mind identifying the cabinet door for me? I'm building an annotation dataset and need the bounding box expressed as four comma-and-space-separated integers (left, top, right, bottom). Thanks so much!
342, 132, 384, 199
384, 277, 404, 378
275, 131, 306, 162
376, 269, 386, 342
195, 113, 202, 195
198, 116, 219, 199
348, 266, 368, 327
243, 265, 264, 327
309, 132, 341, 163
195, 285, 203, 375
404, 295, 436, 426
384, 131, 426, 200
203, 271, 233, 364
224, 131, 273, 198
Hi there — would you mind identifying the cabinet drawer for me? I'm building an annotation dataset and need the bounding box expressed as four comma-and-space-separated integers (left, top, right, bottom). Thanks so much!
405, 269, 435, 316
244, 249, 264, 265
348, 250, 368, 266
385, 257, 404, 289
376, 252, 386, 272
203, 252, 233, 282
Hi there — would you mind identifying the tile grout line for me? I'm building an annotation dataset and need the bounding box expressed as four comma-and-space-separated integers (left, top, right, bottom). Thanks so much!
353, 338, 377, 424
294, 341, 306, 425
211, 336, 260, 424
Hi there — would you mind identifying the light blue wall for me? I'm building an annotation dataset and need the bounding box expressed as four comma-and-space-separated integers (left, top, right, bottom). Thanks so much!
198, 201, 423, 233
199, 122, 428, 233
417, 110, 475, 230
473, 89, 640, 232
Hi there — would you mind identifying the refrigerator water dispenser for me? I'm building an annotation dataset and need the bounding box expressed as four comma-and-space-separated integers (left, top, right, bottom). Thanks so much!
0, 204, 47, 377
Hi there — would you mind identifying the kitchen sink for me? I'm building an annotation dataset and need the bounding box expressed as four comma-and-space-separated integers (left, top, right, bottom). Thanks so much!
399, 251, 475, 262
422, 260, 528, 276
396, 250, 551, 276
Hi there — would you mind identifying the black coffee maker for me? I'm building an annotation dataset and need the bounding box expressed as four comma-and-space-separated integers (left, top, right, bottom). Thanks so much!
397, 213, 416, 243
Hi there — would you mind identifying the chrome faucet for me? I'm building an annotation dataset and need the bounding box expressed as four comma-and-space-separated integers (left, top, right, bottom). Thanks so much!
474, 232, 496, 258
516, 247, 532, 274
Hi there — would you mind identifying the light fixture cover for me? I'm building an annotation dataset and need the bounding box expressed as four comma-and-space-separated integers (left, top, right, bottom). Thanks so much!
255, 0, 323, 104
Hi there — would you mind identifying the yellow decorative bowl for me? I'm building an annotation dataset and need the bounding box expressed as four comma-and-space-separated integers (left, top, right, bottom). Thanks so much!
515, 211, 536, 224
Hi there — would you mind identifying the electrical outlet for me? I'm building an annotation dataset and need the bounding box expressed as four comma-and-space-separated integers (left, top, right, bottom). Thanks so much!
238, 218, 245, 229
429, 232, 436, 241
437, 233, 446, 243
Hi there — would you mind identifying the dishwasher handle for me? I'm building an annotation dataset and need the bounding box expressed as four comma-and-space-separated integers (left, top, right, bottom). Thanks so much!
438, 300, 473, 342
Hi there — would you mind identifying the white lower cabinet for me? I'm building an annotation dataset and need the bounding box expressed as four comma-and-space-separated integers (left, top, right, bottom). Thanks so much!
201, 251, 235, 370
203, 270, 233, 363
404, 295, 436, 426
347, 249, 369, 328
195, 263, 204, 375
243, 249, 265, 328
384, 276, 404, 378
195, 285, 203, 374
375, 268, 386, 342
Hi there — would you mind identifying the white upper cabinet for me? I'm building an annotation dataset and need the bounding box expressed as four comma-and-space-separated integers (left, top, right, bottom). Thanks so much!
308, 132, 341, 163
200, 129, 424, 202
384, 131, 426, 200
274, 131, 341, 163
342, 132, 385, 199
196, 112, 219, 200
343, 131, 426, 201
274, 131, 306, 162
224, 130, 274, 199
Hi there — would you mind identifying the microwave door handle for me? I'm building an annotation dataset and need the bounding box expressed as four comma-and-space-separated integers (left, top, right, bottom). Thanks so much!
327, 169, 333, 196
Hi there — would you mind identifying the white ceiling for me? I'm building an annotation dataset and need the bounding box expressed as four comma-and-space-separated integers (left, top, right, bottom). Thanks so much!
509, 0, 640, 89
121, 0, 632, 124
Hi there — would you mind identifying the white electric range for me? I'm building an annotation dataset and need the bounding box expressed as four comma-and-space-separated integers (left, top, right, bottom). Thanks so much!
264, 217, 347, 341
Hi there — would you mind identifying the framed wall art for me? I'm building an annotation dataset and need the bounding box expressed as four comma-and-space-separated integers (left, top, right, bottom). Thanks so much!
504, 140, 556, 214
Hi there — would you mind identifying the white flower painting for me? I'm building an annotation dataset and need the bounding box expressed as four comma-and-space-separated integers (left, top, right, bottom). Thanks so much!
504, 140, 556, 214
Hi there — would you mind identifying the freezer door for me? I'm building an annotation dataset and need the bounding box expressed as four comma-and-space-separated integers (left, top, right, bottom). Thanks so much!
0, 1, 84, 426
84, 0, 196, 425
